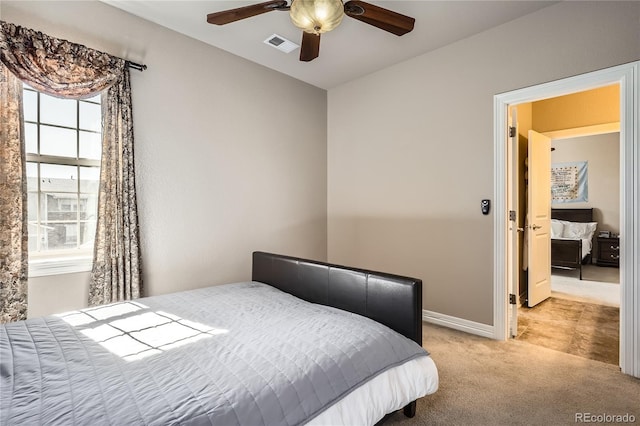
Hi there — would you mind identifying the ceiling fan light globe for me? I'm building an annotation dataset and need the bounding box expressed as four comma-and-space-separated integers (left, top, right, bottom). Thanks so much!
290, 0, 344, 34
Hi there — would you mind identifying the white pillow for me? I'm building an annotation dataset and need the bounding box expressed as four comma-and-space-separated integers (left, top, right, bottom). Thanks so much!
562, 221, 597, 240
550, 220, 564, 239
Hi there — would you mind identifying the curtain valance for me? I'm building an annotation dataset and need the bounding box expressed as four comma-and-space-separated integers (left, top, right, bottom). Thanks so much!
0, 20, 125, 98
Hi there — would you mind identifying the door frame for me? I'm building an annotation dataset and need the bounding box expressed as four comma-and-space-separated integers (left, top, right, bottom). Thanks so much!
492, 61, 639, 378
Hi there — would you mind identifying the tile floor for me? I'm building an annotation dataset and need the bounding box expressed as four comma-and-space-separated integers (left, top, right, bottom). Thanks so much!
517, 297, 619, 365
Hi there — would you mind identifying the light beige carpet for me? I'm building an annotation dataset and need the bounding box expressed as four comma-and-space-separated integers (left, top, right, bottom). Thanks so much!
385, 323, 639, 426
551, 264, 620, 306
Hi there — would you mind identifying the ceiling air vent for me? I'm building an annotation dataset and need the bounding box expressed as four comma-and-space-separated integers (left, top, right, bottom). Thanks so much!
263, 34, 299, 54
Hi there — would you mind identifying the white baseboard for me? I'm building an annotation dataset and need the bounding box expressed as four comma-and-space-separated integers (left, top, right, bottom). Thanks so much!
422, 309, 494, 339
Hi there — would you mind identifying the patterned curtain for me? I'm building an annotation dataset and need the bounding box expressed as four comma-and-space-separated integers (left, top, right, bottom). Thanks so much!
89, 69, 142, 305
0, 21, 142, 314
0, 64, 28, 323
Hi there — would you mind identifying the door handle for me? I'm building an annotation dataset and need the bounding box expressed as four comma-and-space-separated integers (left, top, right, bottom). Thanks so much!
527, 224, 542, 230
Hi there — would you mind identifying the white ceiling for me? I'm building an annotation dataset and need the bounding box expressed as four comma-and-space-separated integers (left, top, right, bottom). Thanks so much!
103, 1, 556, 90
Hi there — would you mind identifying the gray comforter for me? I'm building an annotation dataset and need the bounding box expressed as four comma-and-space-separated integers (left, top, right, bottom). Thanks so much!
1, 281, 428, 425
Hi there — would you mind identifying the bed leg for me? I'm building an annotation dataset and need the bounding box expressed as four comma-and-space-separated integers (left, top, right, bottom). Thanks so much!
579, 265, 582, 280
403, 401, 416, 418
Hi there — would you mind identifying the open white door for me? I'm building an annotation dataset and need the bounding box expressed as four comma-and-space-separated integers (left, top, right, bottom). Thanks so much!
527, 130, 552, 307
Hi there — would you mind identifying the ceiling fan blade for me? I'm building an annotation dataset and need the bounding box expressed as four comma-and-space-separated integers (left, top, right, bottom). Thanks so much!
300, 32, 320, 62
207, 1, 288, 25
344, 1, 415, 36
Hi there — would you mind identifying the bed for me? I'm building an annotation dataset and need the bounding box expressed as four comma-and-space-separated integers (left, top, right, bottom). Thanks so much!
0, 251, 438, 425
550, 208, 597, 280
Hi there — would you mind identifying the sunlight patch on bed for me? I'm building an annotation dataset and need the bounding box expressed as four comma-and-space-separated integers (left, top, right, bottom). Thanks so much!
58, 301, 147, 326
56, 303, 228, 361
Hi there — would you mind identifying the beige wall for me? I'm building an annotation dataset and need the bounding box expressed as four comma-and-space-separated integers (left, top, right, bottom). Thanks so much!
327, 1, 639, 325
533, 85, 620, 133
4, 1, 639, 324
28, 273, 90, 318
551, 133, 620, 234
2, 1, 328, 317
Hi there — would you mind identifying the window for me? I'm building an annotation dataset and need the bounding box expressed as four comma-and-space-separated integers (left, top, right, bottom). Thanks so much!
23, 83, 101, 276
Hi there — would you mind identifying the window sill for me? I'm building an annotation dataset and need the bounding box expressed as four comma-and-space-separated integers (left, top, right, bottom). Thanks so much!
29, 256, 93, 278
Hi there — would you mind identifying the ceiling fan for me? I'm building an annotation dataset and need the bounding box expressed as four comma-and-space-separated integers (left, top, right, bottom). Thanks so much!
206, 0, 415, 62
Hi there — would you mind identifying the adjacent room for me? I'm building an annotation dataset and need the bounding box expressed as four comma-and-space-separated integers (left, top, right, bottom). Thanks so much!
1, 1, 639, 424
513, 87, 622, 365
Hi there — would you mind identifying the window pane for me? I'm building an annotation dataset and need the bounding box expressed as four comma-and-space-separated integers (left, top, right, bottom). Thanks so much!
40, 93, 77, 127
24, 90, 38, 122
40, 192, 79, 222
79, 101, 101, 132
79, 194, 98, 221
77, 195, 91, 219
79, 131, 101, 160
40, 222, 78, 251
27, 192, 38, 222
40, 125, 77, 158
26, 162, 38, 191
79, 220, 97, 248
79, 167, 100, 194
28, 222, 38, 252
25, 123, 38, 154
40, 164, 77, 193
84, 93, 101, 103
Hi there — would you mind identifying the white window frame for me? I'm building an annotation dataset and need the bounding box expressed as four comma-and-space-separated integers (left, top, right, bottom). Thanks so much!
24, 85, 102, 277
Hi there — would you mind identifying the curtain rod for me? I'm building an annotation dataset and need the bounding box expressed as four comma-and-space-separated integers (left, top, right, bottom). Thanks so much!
126, 61, 147, 71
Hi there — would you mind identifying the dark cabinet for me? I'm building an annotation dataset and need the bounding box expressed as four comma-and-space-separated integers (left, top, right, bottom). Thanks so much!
597, 236, 620, 267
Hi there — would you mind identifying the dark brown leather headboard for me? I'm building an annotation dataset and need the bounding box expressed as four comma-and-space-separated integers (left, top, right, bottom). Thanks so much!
252, 251, 423, 346
551, 208, 593, 223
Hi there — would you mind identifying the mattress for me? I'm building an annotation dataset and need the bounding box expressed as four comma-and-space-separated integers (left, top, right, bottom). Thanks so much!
310, 355, 438, 425
1, 281, 437, 425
